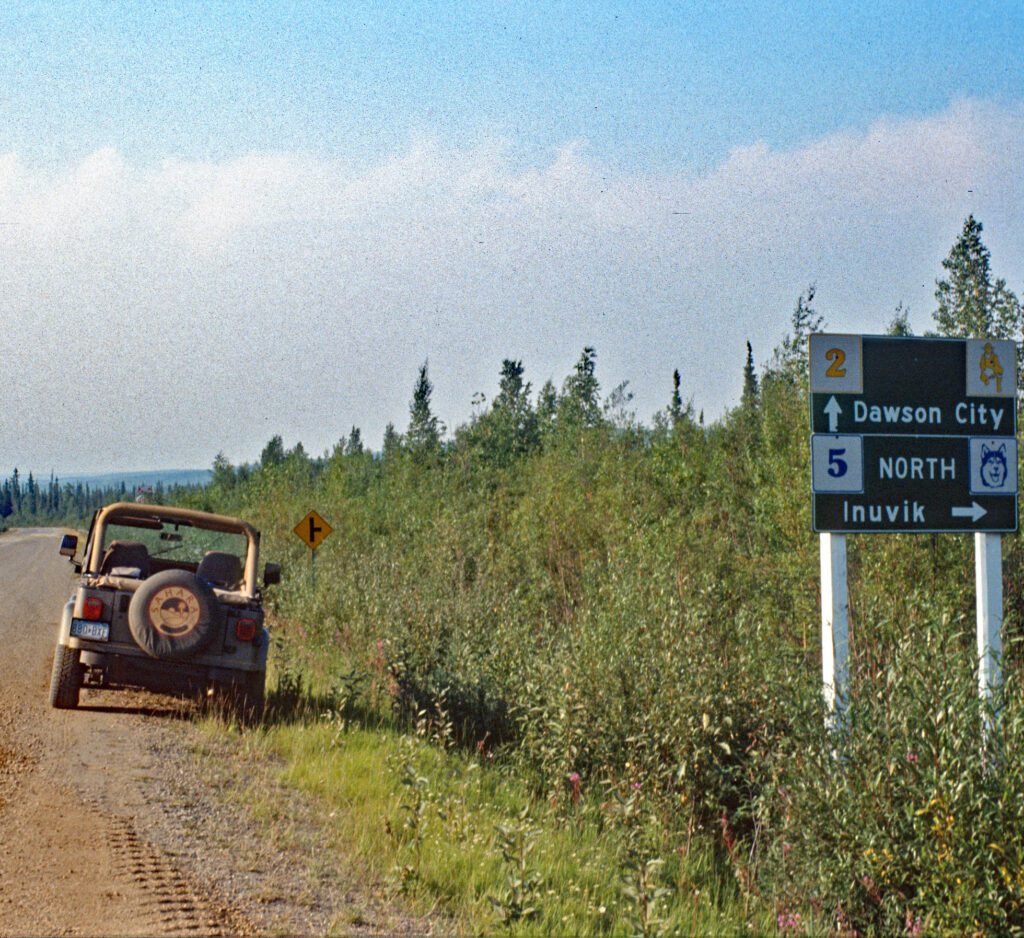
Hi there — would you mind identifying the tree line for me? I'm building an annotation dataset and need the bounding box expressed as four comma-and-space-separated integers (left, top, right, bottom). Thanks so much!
0, 470, 125, 527
203, 215, 1020, 493
0, 471, 188, 529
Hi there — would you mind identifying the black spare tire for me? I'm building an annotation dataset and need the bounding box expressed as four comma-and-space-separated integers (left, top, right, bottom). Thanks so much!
128, 569, 222, 659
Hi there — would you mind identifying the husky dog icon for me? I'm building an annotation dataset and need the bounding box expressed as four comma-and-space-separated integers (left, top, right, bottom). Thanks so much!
980, 443, 1008, 488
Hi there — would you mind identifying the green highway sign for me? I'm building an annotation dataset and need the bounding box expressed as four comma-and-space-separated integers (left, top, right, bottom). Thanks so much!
810, 334, 1016, 436
809, 334, 1018, 533
812, 434, 1017, 533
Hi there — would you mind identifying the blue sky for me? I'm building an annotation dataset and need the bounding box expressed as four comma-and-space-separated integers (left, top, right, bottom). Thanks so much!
3, 2, 1022, 170
1, 2, 1023, 473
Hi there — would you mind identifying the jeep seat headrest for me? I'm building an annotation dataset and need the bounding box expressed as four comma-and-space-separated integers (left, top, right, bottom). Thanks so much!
196, 551, 243, 590
99, 541, 151, 578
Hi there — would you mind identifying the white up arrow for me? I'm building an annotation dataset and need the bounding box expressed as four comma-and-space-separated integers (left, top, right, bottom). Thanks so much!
952, 502, 987, 522
824, 396, 842, 433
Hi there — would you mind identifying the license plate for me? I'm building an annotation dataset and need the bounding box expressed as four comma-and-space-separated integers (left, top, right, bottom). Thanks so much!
70, 619, 110, 641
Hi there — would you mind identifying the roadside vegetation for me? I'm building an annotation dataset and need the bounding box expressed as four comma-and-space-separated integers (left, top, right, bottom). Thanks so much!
176, 216, 1023, 934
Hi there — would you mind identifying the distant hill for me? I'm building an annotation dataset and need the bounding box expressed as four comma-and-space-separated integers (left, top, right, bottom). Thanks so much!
56, 469, 212, 490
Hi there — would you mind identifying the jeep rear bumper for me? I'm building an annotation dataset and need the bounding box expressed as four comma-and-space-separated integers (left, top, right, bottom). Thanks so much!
78, 648, 259, 695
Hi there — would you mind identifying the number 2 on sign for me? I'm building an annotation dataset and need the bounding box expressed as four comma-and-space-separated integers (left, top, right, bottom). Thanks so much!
825, 348, 846, 378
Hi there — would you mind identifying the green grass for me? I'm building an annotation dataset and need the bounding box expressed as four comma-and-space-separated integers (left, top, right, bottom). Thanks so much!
203, 700, 780, 937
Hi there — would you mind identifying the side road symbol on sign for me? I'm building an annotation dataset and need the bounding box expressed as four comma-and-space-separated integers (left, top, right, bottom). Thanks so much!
293, 510, 333, 550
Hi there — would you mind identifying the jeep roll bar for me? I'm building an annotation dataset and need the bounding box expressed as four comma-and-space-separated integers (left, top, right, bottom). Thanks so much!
87, 502, 261, 599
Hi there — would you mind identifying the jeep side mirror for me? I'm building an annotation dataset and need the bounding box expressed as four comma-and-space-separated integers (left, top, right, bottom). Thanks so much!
59, 534, 78, 559
263, 562, 281, 587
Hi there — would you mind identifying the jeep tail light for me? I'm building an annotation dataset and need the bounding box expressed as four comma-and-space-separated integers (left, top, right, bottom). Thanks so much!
235, 618, 258, 642
82, 597, 105, 621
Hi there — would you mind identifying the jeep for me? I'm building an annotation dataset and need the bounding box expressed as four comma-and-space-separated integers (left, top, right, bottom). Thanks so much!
50, 501, 280, 721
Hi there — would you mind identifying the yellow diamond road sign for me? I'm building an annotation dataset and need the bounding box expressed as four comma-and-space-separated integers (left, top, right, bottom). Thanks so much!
294, 510, 333, 550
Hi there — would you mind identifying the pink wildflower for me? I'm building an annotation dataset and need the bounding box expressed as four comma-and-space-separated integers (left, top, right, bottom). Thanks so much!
776, 911, 802, 931
568, 772, 582, 804
906, 752, 919, 764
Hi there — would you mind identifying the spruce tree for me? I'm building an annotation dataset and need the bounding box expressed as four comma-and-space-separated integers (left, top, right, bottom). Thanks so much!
670, 369, 684, 423
741, 341, 759, 409
346, 426, 364, 456
933, 215, 1022, 339
657, 368, 694, 433
407, 361, 442, 457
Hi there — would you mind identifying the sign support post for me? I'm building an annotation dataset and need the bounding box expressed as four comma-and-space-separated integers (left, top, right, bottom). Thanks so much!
820, 532, 849, 727
975, 532, 1003, 708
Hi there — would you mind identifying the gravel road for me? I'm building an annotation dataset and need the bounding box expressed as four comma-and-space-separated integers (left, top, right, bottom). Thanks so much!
0, 528, 423, 937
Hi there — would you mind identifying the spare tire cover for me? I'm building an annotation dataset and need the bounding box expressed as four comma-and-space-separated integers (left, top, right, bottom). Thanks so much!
128, 569, 223, 660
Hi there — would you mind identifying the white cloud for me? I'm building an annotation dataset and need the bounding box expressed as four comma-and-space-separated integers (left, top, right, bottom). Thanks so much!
1, 98, 1023, 473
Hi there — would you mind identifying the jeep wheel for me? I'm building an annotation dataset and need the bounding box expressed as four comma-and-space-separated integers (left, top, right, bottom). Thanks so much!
49, 644, 83, 709
128, 570, 223, 660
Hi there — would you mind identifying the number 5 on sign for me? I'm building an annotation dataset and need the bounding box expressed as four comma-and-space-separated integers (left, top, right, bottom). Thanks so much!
827, 448, 848, 478
812, 436, 864, 493
809, 334, 863, 394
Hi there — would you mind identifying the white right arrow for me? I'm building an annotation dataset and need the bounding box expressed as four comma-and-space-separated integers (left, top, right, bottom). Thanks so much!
823, 396, 842, 432
952, 502, 987, 522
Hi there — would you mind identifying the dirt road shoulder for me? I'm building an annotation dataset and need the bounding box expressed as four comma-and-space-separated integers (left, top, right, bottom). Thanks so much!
0, 528, 427, 937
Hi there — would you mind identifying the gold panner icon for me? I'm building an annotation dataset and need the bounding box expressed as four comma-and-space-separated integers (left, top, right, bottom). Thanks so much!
979, 342, 1003, 393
